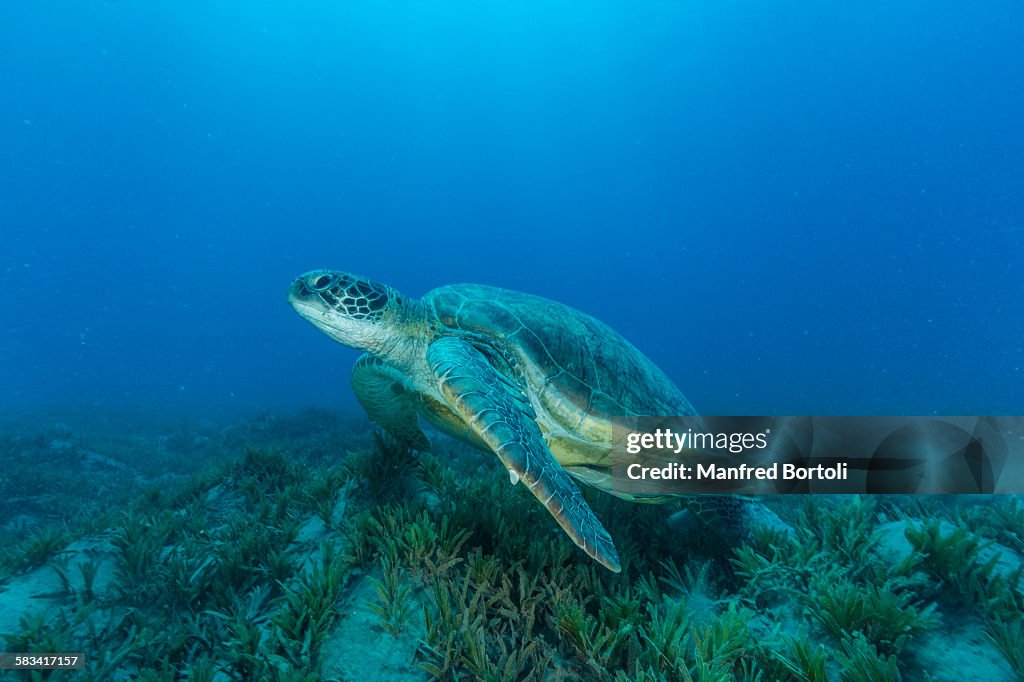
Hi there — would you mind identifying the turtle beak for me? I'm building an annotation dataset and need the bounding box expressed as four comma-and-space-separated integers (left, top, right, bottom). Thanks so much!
288, 278, 310, 302
287, 278, 324, 319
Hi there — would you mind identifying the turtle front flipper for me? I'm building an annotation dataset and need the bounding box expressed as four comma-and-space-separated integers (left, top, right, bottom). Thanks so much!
351, 354, 431, 451
426, 337, 621, 573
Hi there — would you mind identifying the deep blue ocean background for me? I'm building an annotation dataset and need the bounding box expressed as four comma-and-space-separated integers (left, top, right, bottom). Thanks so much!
2, 1, 1021, 418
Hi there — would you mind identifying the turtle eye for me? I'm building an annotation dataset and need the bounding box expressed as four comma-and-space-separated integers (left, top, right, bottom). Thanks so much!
312, 275, 332, 290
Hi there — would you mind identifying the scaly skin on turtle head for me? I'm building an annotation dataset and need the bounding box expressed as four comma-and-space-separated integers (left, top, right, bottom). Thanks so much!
288, 270, 417, 357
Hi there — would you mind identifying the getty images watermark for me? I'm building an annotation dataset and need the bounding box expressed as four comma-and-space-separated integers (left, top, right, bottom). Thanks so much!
624, 425, 846, 482
608, 416, 1022, 495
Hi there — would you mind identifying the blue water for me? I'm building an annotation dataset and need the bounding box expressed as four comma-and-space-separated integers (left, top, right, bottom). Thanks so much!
2, 1, 1021, 417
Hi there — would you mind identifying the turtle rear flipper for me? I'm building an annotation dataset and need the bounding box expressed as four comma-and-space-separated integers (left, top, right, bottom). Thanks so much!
351, 353, 431, 452
427, 337, 621, 573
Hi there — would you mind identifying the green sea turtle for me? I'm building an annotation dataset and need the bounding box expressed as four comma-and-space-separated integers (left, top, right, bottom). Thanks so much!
288, 270, 700, 572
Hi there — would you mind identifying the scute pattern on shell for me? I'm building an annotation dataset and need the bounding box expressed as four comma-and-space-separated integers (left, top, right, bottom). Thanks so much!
425, 283, 697, 427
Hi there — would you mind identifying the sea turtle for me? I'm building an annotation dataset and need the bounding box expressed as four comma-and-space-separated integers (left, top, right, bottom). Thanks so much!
287, 270, 701, 572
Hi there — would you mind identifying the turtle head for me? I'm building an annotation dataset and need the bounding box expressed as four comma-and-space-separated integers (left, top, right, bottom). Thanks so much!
288, 270, 410, 355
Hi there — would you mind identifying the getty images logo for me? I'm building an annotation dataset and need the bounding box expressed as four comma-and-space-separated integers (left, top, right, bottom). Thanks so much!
625, 428, 770, 455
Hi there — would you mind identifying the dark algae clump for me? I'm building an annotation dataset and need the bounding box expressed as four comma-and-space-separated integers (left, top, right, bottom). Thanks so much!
0, 410, 1021, 680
